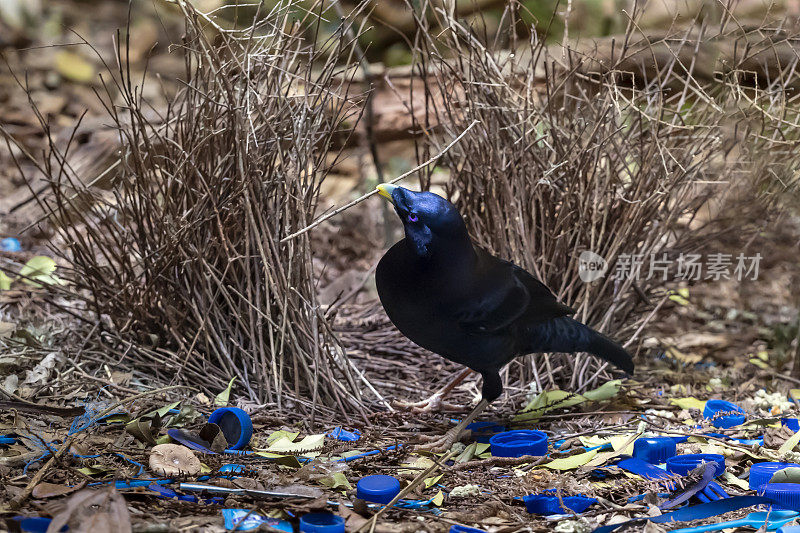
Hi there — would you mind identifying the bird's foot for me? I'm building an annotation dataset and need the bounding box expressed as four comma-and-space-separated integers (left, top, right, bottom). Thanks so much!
392, 392, 461, 413
413, 426, 464, 453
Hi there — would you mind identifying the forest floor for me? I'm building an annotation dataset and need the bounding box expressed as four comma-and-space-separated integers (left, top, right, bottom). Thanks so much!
2, 1, 800, 532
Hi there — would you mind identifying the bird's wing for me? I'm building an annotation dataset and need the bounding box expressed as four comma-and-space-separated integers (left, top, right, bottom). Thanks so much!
454, 252, 575, 334
512, 265, 577, 321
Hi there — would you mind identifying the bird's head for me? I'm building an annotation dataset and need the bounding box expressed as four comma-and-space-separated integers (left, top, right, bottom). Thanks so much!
376, 183, 468, 258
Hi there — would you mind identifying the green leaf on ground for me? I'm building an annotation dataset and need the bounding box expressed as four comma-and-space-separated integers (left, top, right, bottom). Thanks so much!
516, 380, 621, 421
214, 376, 236, 406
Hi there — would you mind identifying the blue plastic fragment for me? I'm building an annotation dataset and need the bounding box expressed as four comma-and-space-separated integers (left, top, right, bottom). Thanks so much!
783, 419, 800, 432
523, 493, 596, 515
0, 434, 17, 445
219, 463, 247, 478
148, 483, 178, 498
592, 496, 779, 532
615, 457, 673, 480
336, 444, 402, 462
1, 238, 21, 252
465, 421, 505, 443
328, 427, 361, 442
450, 525, 486, 533
222, 509, 293, 531
115, 479, 172, 489
12, 516, 67, 533
703, 399, 746, 428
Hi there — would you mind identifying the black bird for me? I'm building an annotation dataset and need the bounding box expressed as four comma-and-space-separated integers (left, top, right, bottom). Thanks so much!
375, 183, 634, 450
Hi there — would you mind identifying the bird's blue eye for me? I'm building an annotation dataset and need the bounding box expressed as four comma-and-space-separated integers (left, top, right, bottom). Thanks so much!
407, 213, 418, 222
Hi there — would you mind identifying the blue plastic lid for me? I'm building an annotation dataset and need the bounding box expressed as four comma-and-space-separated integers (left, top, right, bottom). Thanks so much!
760, 483, 800, 511
523, 494, 597, 515
632, 437, 677, 464
749, 462, 800, 490
666, 454, 725, 477
489, 430, 548, 458
300, 513, 346, 533
356, 475, 401, 504
450, 525, 485, 533
703, 399, 746, 428
466, 421, 505, 443
208, 407, 253, 450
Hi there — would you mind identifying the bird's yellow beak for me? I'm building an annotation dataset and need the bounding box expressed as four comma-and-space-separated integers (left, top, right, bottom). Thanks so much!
376, 183, 398, 203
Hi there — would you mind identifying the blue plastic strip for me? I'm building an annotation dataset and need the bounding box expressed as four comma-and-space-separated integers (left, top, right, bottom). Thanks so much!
592, 496, 777, 533
337, 444, 402, 462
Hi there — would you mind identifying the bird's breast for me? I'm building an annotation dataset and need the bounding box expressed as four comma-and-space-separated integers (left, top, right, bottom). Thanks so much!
376, 242, 515, 370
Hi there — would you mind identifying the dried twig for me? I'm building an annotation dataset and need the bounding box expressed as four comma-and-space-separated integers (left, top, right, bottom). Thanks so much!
280, 119, 480, 243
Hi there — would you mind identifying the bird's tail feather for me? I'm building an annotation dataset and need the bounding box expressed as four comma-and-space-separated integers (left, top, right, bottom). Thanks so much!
587, 333, 634, 375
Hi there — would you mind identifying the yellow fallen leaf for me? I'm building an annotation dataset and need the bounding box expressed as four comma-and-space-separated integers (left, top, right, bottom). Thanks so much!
265, 430, 299, 445
541, 450, 598, 470
670, 397, 706, 411
267, 433, 325, 453
0, 271, 11, 290
424, 474, 443, 489
723, 471, 749, 490
55, 51, 95, 83
779, 430, 800, 455
431, 490, 444, 506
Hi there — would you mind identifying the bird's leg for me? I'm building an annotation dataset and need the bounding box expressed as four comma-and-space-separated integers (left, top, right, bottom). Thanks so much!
415, 399, 489, 452
393, 368, 474, 413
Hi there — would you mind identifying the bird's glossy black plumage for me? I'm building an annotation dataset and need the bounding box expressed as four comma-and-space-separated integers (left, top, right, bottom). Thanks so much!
375, 185, 633, 404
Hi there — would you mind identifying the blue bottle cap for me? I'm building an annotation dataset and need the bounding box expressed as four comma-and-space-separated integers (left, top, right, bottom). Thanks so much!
356, 475, 401, 504
632, 436, 677, 464
760, 483, 800, 511
703, 399, 746, 428
782, 418, 800, 432
751, 463, 800, 490
450, 525, 486, 533
489, 430, 548, 458
523, 494, 597, 515
208, 407, 253, 450
666, 454, 725, 477
300, 513, 346, 533
466, 421, 505, 443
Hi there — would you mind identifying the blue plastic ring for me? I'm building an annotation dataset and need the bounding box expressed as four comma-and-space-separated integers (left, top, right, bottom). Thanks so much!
208, 407, 253, 450
489, 430, 548, 458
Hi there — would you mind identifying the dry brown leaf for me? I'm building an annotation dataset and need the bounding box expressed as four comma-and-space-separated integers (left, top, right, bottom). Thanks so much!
46, 486, 131, 533
32, 481, 85, 499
